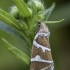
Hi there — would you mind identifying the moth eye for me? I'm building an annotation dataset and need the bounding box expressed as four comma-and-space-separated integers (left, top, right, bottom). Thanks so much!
38, 22, 41, 27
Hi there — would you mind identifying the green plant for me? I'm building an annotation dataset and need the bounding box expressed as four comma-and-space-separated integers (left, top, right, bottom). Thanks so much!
0, 0, 64, 69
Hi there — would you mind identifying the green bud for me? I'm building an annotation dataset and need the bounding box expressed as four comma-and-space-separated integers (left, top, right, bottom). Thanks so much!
10, 6, 19, 18
34, 1, 44, 10
28, 8, 33, 15
28, 0, 44, 11
37, 14, 43, 21
36, 11, 43, 21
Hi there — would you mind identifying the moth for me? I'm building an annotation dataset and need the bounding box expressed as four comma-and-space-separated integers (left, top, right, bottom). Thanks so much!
30, 22, 54, 70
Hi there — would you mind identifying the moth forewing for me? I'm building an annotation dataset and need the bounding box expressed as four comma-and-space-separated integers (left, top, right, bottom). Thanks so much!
30, 22, 54, 70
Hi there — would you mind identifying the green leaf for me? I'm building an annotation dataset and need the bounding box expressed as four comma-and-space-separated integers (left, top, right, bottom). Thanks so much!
0, 21, 30, 56
42, 3, 55, 20
42, 19, 64, 24
0, 9, 21, 30
49, 3, 70, 27
2, 38, 30, 66
14, 0, 32, 17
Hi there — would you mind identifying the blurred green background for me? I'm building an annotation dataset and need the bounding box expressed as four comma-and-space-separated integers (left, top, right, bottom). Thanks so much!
0, 0, 70, 70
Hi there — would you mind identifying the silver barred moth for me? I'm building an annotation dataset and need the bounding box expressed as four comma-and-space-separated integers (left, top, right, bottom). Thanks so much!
30, 22, 54, 70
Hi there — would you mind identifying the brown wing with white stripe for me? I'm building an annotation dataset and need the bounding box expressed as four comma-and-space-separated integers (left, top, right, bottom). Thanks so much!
30, 22, 54, 70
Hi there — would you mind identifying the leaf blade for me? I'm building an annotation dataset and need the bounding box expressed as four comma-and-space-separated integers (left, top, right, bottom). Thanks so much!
42, 3, 55, 20
43, 19, 64, 24
0, 9, 21, 30
14, 0, 32, 17
0, 21, 30, 56
2, 38, 30, 66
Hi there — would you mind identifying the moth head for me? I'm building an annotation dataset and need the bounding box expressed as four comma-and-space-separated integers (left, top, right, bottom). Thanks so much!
38, 22, 49, 33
